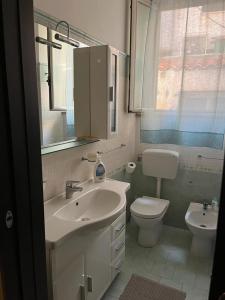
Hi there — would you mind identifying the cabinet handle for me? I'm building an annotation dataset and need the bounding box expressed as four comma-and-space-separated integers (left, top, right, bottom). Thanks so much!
115, 241, 125, 252
87, 276, 93, 292
109, 86, 114, 102
115, 223, 125, 233
80, 284, 85, 300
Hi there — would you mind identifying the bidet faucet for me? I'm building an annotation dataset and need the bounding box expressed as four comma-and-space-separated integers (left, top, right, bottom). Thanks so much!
66, 180, 83, 199
203, 200, 211, 210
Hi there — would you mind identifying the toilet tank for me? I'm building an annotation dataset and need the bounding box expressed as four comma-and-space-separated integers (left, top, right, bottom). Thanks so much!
142, 149, 179, 179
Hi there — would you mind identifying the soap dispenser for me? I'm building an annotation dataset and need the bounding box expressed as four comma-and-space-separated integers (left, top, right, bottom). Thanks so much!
94, 153, 106, 183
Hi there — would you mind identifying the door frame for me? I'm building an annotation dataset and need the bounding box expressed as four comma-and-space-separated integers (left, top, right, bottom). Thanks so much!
209, 157, 225, 299
0, 1, 48, 299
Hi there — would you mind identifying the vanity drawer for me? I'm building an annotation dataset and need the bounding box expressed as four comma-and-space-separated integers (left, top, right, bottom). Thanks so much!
111, 230, 125, 261
111, 213, 126, 241
111, 249, 125, 281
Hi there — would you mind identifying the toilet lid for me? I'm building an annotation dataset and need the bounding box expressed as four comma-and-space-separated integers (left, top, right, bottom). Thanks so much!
130, 196, 169, 219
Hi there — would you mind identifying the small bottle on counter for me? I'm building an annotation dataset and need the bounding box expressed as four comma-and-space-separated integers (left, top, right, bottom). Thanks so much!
94, 153, 106, 183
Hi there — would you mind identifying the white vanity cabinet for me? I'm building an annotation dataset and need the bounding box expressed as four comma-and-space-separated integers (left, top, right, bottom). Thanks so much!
110, 213, 126, 281
85, 227, 111, 300
52, 253, 85, 300
46, 234, 86, 300
46, 212, 126, 300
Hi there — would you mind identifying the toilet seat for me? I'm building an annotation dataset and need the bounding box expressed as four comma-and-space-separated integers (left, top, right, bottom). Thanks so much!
130, 196, 169, 219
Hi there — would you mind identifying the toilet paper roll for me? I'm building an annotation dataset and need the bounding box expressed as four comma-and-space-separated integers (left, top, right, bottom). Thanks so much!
126, 162, 136, 174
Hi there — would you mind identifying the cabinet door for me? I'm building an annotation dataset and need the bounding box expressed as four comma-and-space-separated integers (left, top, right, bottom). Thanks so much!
53, 253, 85, 300
86, 228, 111, 300
108, 47, 119, 138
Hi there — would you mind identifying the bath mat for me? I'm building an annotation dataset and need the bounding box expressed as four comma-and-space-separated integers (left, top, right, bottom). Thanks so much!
119, 274, 186, 300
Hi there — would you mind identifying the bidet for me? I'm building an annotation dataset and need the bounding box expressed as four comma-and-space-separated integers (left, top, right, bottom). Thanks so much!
185, 202, 218, 257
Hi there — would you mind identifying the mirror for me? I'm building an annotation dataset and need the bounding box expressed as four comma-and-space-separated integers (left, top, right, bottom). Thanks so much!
34, 15, 99, 155
49, 28, 72, 111
48, 28, 84, 112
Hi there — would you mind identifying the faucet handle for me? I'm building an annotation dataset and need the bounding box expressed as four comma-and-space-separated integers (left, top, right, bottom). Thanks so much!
203, 199, 211, 204
202, 200, 211, 210
66, 180, 80, 188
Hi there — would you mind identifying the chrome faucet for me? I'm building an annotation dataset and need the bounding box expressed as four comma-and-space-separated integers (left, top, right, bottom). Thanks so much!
66, 180, 83, 199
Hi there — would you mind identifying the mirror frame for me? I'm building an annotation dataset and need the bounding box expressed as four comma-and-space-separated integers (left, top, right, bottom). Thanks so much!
41, 138, 99, 155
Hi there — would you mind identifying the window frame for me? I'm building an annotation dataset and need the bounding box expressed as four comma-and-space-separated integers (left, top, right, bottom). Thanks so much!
129, 0, 225, 113
129, 0, 151, 113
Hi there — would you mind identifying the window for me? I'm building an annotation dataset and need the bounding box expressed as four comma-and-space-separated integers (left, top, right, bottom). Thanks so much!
130, 1, 225, 113
131, 0, 225, 149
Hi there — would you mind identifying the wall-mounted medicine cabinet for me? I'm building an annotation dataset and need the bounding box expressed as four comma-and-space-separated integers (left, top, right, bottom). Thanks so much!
35, 11, 120, 154
74, 45, 119, 140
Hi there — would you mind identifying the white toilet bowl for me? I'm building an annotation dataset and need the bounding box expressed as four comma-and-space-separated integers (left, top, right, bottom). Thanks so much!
130, 196, 169, 247
185, 202, 218, 258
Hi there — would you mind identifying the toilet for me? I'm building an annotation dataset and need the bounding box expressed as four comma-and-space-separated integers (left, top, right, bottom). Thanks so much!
130, 149, 179, 247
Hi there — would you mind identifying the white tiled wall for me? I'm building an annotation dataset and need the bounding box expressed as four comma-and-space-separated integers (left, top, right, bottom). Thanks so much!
136, 117, 224, 174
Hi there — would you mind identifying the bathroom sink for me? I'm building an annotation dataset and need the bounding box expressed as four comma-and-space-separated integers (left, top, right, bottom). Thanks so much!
55, 188, 121, 222
44, 179, 130, 246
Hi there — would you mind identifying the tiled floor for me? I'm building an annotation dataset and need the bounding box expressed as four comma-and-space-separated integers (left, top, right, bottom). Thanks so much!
102, 223, 213, 300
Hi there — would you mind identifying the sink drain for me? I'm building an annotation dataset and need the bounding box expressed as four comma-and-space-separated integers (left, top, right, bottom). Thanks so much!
200, 224, 207, 228
80, 217, 90, 221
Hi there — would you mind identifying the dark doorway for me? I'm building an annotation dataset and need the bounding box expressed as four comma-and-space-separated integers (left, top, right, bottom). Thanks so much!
0, 1, 48, 299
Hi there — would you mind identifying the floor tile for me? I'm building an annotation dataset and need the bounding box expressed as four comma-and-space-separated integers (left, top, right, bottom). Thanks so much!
194, 274, 211, 291
173, 265, 196, 290
101, 224, 212, 300
187, 287, 209, 300
160, 277, 182, 290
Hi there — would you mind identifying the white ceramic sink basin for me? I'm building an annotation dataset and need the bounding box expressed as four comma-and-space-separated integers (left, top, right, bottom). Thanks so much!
44, 179, 130, 247
55, 188, 121, 222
